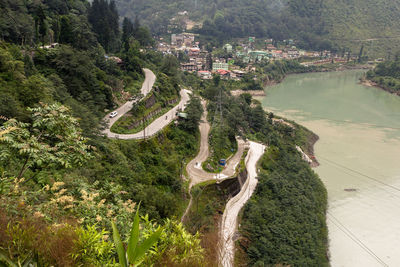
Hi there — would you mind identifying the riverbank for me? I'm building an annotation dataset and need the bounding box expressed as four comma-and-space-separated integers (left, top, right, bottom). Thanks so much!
360, 77, 400, 96
230, 90, 266, 97
262, 63, 372, 88
258, 69, 400, 266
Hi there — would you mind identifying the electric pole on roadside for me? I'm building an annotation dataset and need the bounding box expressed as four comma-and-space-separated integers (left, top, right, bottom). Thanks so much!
143, 117, 146, 141
218, 88, 223, 124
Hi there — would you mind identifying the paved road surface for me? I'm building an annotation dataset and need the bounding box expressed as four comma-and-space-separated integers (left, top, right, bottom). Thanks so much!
219, 141, 265, 267
186, 100, 247, 189
104, 89, 190, 140
102, 68, 155, 136
102, 68, 190, 140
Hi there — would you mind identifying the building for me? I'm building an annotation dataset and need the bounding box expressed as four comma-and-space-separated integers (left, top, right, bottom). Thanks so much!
215, 69, 230, 79
40, 43, 59, 49
181, 62, 197, 72
188, 47, 200, 57
171, 33, 195, 47
223, 43, 233, 53
232, 70, 246, 79
197, 71, 212, 79
248, 51, 268, 61
266, 44, 276, 51
105, 55, 123, 64
212, 62, 229, 71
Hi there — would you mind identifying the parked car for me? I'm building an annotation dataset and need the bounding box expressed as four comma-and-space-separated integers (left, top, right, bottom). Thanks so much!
109, 111, 118, 118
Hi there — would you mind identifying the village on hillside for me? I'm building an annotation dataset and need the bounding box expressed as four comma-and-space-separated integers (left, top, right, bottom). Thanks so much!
156, 31, 357, 81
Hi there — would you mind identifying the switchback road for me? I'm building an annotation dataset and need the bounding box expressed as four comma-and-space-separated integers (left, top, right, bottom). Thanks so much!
102, 69, 190, 140
219, 141, 265, 267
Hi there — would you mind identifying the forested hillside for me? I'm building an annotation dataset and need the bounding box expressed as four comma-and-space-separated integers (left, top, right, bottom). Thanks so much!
115, 0, 400, 55
366, 58, 400, 94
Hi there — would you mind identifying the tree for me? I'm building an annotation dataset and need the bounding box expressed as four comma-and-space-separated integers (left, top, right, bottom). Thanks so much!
160, 55, 179, 77
122, 17, 134, 51
88, 0, 120, 52
0, 103, 92, 179
358, 44, 364, 63
179, 96, 203, 133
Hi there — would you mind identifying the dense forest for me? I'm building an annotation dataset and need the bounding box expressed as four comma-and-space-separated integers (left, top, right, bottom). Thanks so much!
240, 137, 329, 266
366, 58, 400, 94
115, 0, 400, 55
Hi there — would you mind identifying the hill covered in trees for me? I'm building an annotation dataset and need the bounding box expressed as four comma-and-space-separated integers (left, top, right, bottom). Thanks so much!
115, 0, 400, 55
366, 58, 400, 94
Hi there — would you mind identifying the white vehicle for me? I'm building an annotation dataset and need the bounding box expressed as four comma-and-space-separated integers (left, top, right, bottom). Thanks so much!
109, 111, 118, 118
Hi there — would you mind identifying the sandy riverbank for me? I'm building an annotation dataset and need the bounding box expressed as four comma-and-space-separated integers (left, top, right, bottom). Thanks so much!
230, 90, 266, 96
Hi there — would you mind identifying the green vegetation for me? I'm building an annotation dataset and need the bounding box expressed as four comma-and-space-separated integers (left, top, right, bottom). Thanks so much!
111, 206, 163, 267
188, 74, 328, 266
184, 181, 231, 265
115, 0, 400, 55
258, 60, 319, 84
240, 144, 328, 266
0, 0, 209, 265
111, 73, 180, 134
366, 59, 400, 94
1, 103, 92, 180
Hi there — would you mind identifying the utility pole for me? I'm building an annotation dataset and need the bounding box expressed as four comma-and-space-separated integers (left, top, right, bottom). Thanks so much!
218, 88, 223, 124
143, 117, 146, 140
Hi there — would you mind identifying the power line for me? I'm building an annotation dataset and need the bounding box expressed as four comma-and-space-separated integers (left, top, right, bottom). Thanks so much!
320, 158, 400, 205
318, 156, 400, 193
288, 114, 400, 130
327, 212, 389, 267
265, 153, 392, 266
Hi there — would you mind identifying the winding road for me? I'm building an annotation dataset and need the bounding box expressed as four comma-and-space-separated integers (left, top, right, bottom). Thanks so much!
102, 68, 191, 140
183, 100, 266, 267
219, 141, 265, 267
186, 100, 247, 189
104, 69, 266, 267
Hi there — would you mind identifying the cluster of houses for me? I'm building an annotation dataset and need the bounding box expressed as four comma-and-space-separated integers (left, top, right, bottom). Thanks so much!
157, 33, 353, 80
232, 39, 333, 63
157, 33, 255, 80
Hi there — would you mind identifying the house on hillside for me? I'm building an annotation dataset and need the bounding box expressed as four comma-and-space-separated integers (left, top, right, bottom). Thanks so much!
212, 61, 229, 71
197, 70, 212, 79
105, 55, 123, 64
248, 51, 268, 61
215, 69, 230, 79
181, 62, 197, 72
188, 47, 200, 57
223, 43, 233, 53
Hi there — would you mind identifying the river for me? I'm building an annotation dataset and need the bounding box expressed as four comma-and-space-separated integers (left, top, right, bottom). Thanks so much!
260, 70, 400, 267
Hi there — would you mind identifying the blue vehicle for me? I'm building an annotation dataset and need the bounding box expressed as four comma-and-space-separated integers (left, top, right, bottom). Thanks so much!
219, 159, 226, 166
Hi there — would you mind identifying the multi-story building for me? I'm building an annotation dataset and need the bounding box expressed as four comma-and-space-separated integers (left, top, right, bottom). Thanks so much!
212, 62, 229, 71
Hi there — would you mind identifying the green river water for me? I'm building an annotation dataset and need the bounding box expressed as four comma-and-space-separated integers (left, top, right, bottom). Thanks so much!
260, 70, 400, 267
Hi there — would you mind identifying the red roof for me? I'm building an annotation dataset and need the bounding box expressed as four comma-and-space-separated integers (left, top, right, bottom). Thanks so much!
216, 69, 229, 75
